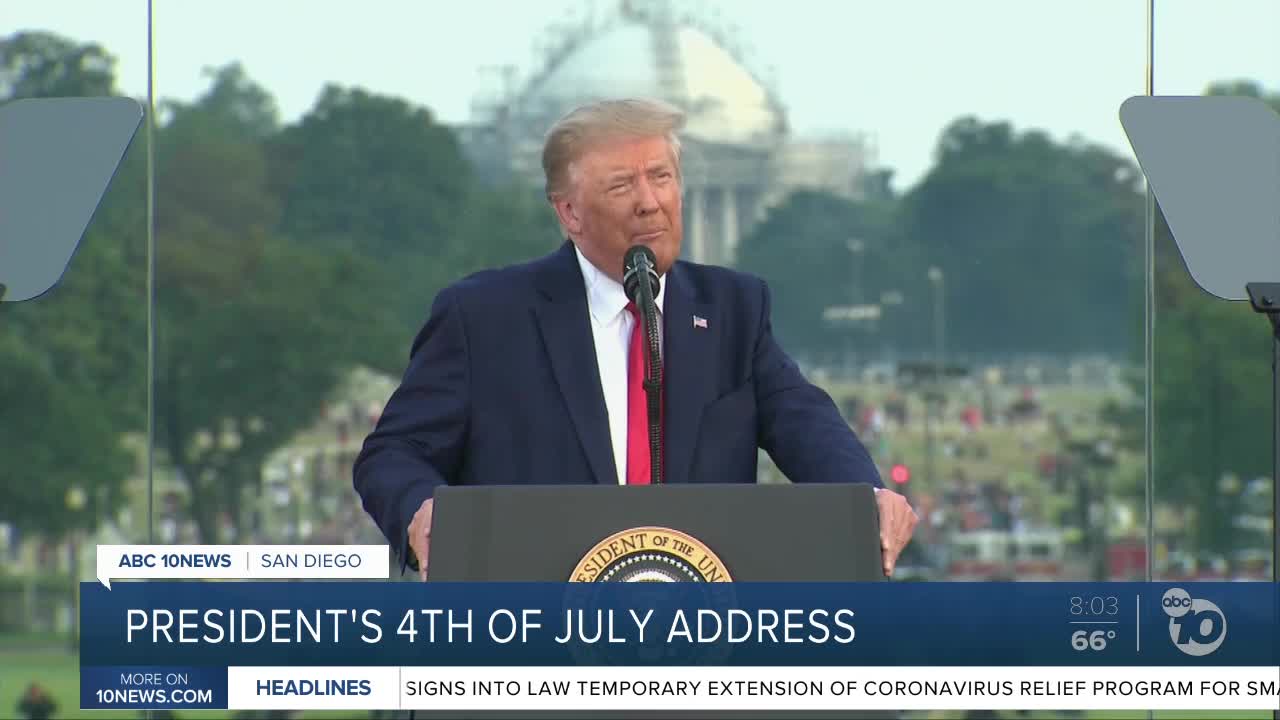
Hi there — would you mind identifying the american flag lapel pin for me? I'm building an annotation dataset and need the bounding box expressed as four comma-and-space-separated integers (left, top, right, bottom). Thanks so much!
693, 315, 708, 329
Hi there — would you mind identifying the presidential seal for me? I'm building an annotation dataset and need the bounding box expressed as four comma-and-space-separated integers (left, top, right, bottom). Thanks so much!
569, 527, 731, 582
562, 528, 736, 666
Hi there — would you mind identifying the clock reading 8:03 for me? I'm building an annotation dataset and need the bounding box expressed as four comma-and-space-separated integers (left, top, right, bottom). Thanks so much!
1070, 596, 1119, 615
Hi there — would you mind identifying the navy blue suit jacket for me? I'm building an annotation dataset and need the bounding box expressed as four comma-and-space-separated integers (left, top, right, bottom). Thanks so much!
353, 242, 882, 570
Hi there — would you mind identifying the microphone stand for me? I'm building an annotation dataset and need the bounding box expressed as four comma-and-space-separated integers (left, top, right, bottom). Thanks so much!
1244, 283, 1280, 720
1245, 283, 1280, 592
635, 268, 664, 485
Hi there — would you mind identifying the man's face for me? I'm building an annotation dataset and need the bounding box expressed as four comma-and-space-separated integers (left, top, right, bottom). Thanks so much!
553, 134, 683, 283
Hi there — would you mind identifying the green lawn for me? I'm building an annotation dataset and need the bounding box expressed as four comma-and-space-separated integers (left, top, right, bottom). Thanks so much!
1, 649, 132, 720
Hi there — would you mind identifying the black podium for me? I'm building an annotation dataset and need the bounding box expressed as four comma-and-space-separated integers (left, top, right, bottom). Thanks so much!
421, 484, 888, 719
427, 483, 884, 582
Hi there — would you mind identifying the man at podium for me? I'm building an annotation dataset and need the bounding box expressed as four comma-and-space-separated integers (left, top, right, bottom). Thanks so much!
353, 98, 917, 580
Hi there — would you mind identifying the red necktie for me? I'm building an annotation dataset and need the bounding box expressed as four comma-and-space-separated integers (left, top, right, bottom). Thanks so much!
625, 302, 653, 485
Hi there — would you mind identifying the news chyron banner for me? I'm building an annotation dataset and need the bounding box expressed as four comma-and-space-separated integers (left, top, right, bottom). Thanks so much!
83, 546, 1279, 714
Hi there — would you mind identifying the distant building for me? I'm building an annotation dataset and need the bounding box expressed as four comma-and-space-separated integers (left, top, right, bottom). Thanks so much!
455, 0, 877, 266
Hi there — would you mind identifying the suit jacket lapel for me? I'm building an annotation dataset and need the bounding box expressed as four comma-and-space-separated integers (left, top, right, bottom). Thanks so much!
661, 264, 717, 484
533, 242, 618, 486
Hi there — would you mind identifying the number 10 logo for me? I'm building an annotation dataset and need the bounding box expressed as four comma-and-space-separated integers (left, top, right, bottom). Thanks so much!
1162, 587, 1226, 657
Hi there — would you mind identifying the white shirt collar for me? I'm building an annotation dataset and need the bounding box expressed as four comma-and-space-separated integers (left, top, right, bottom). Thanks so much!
575, 244, 666, 325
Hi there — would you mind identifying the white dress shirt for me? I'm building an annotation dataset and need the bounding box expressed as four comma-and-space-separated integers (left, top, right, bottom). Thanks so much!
575, 246, 665, 485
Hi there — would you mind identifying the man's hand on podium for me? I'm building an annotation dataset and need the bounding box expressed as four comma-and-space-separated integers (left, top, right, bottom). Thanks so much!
875, 488, 918, 577
407, 490, 916, 580
408, 498, 434, 581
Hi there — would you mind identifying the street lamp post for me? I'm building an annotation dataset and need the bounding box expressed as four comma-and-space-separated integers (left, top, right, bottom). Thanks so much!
1065, 438, 1117, 580
846, 238, 866, 375
291, 456, 305, 544
847, 238, 866, 304
925, 267, 945, 486
65, 485, 87, 652
928, 267, 945, 388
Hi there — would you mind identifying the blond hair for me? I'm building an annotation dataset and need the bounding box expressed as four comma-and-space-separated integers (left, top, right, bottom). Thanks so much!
542, 98, 685, 197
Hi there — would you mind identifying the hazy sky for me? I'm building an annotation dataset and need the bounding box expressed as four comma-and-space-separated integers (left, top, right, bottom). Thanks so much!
8, 0, 1279, 189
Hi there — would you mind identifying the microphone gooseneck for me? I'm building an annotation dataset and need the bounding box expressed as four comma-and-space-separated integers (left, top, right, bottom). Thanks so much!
623, 245, 660, 303
622, 245, 663, 485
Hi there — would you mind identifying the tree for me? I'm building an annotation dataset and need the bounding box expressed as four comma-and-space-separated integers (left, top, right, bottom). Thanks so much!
736, 190, 915, 359
268, 85, 561, 368
266, 85, 491, 365
0, 326, 134, 537
152, 65, 391, 542
167, 63, 279, 140
1150, 293, 1269, 552
450, 183, 562, 276
270, 85, 470, 260
0, 31, 115, 98
156, 240, 383, 543
901, 118, 1145, 355
738, 120, 1146, 361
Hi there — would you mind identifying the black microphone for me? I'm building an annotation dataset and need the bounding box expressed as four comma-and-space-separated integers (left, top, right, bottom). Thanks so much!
622, 245, 660, 305
622, 245, 663, 485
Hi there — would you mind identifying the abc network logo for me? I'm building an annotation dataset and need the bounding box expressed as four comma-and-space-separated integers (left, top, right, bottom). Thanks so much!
1162, 587, 1226, 657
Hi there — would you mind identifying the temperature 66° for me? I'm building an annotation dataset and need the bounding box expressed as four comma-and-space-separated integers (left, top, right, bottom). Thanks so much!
1072, 629, 1115, 651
